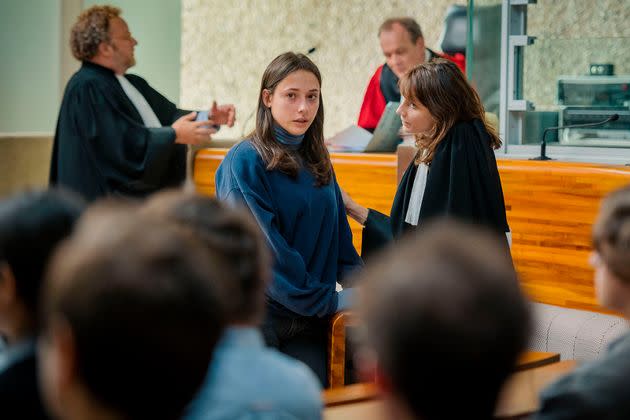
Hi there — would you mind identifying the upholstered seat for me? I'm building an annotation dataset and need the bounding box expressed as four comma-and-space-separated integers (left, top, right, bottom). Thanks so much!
529, 302, 628, 362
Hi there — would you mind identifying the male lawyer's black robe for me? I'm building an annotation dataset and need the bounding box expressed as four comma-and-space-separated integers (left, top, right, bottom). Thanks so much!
50, 61, 188, 202
361, 119, 510, 258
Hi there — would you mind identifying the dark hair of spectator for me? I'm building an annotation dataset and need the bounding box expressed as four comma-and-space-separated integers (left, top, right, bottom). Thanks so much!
42, 212, 225, 420
141, 191, 271, 324
0, 189, 84, 322
358, 219, 530, 420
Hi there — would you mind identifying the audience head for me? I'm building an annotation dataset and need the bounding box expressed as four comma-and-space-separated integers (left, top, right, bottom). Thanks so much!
141, 191, 271, 325
0, 189, 84, 341
39, 206, 225, 420
397, 58, 501, 164
70, 5, 137, 74
378, 17, 426, 79
252, 51, 331, 186
358, 220, 530, 420
592, 185, 630, 314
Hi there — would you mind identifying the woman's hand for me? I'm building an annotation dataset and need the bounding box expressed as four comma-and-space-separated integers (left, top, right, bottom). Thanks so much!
340, 188, 369, 225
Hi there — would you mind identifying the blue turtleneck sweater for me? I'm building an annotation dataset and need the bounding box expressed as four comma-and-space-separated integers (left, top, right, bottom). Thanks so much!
214, 128, 362, 318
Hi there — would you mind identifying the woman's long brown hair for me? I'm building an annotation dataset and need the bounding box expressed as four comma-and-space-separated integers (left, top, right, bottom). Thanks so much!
248, 52, 332, 186
398, 58, 502, 165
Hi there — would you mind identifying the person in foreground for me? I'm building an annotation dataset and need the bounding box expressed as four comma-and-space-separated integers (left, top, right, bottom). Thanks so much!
215, 52, 363, 386
50, 5, 235, 201
357, 220, 530, 420
0, 189, 85, 420
536, 185, 630, 420
344, 59, 510, 258
142, 191, 323, 420
37, 209, 225, 420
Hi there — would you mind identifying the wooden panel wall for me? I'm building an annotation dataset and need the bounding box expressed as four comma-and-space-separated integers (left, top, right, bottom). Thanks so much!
194, 148, 630, 312
499, 160, 630, 312
194, 149, 397, 252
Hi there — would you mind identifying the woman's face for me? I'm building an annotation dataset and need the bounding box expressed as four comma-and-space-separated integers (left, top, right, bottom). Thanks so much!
396, 96, 435, 136
263, 70, 320, 136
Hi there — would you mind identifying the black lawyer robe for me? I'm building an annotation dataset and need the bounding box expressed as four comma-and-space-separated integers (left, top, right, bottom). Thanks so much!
50, 61, 189, 202
361, 119, 510, 258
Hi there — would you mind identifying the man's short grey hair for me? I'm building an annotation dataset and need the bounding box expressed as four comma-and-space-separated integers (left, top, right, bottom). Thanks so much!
379, 17, 424, 43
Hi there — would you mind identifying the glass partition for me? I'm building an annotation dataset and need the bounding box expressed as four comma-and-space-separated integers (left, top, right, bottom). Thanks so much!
467, 0, 502, 117
468, 0, 630, 160
521, 34, 630, 148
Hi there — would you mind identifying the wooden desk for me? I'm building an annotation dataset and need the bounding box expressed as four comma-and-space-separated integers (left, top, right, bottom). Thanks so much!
515, 351, 560, 371
323, 383, 384, 420
324, 383, 379, 407
495, 360, 577, 418
322, 360, 575, 419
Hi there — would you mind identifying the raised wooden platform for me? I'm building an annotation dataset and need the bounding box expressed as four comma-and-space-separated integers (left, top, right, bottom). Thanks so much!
499, 160, 630, 312
193, 148, 397, 252
194, 147, 630, 312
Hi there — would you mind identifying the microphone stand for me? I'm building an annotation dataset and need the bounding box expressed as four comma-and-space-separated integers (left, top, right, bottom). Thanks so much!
531, 128, 554, 160
530, 114, 620, 161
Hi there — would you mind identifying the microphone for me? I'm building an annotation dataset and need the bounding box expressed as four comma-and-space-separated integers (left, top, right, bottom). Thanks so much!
530, 114, 620, 161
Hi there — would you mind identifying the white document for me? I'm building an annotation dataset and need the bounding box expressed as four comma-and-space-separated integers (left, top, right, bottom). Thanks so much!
326, 125, 372, 153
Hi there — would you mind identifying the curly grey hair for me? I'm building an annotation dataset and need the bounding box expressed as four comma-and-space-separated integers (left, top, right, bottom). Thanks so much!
70, 5, 121, 61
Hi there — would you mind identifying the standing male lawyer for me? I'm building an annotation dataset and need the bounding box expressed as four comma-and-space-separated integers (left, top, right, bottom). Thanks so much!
50, 5, 235, 201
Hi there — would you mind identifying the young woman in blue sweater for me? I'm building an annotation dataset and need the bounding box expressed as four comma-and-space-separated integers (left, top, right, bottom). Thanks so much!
215, 52, 363, 385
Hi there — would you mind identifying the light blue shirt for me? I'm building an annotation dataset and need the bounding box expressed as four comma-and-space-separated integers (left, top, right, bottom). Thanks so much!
0, 338, 35, 374
184, 327, 323, 420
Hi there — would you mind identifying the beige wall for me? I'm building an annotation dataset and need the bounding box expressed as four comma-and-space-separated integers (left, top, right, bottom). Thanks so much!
180, 0, 465, 139
0, 135, 53, 198
525, 0, 630, 110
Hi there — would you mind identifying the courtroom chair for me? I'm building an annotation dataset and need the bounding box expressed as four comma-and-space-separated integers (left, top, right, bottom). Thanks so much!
438, 4, 467, 57
529, 302, 628, 362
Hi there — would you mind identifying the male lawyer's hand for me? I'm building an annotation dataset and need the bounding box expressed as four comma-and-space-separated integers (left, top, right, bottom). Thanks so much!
172, 112, 216, 145
208, 101, 236, 127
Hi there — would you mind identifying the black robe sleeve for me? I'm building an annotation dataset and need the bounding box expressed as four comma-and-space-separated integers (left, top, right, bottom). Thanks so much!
360, 161, 418, 258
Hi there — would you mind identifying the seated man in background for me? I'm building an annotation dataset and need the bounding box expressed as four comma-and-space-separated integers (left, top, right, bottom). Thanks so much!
50, 5, 235, 202
38, 208, 226, 420
357, 220, 530, 420
536, 185, 630, 420
0, 189, 85, 420
358, 17, 465, 131
141, 192, 323, 420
